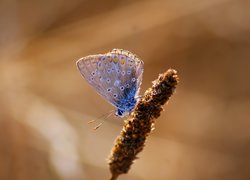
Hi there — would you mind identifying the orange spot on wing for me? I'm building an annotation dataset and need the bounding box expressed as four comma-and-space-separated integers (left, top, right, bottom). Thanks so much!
113, 57, 118, 63
120, 59, 125, 65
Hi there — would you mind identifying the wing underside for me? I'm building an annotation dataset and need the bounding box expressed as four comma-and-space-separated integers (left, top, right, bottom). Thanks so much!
76, 49, 144, 111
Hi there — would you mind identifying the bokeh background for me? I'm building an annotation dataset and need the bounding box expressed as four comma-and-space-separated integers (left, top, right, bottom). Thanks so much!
1, 0, 250, 179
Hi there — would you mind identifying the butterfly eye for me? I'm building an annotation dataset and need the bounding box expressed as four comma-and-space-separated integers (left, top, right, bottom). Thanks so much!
126, 84, 130, 88
132, 78, 136, 82
113, 94, 118, 98
91, 71, 96, 76
102, 57, 106, 61
121, 71, 126, 76
107, 88, 112, 92
127, 70, 131, 75
116, 69, 120, 74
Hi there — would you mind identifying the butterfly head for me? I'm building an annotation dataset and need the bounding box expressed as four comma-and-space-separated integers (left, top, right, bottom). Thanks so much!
115, 109, 126, 117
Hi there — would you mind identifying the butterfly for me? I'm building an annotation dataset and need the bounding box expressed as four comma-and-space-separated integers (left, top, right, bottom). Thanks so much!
76, 49, 144, 118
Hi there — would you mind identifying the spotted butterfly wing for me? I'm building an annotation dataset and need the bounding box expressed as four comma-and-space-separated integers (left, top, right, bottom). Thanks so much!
76, 49, 144, 117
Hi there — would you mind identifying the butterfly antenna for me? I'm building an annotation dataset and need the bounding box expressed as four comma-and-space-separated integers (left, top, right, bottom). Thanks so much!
93, 111, 114, 130
88, 110, 115, 130
87, 110, 113, 124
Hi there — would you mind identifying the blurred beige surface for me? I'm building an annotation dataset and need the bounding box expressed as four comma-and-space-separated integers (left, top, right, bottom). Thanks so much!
1, 0, 250, 179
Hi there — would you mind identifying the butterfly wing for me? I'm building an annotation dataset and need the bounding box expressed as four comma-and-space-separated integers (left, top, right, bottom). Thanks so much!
76, 49, 144, 111
76, 54, 120, 108
108, 49, 143, 111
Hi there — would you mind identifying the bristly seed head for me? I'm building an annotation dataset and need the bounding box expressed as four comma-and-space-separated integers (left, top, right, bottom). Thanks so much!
108, 69, 179, 180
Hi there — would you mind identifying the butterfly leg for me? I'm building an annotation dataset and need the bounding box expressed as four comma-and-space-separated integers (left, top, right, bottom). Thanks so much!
88, 120, 95, 124
93, 122, 103, 130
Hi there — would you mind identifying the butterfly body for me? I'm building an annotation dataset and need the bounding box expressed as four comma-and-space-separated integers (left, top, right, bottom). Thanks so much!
76, 49, 144, 117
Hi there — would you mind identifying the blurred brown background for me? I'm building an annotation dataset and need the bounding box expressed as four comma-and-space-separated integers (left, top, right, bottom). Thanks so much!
0, 0, 250, 179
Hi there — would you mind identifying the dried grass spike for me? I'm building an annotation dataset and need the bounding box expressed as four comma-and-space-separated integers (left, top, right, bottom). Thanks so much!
108, 69, 179, 180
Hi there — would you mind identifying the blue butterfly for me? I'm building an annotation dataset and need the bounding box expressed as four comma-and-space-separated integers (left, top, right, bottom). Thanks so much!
76, 49, 144, 118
